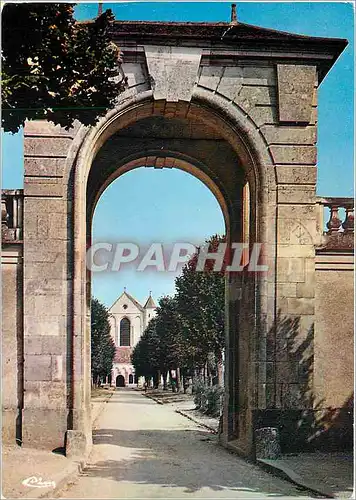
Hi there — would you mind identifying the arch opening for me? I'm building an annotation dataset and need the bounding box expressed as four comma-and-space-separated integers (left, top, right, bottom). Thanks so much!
116, 375, 125, 388
71, 96, 271, 457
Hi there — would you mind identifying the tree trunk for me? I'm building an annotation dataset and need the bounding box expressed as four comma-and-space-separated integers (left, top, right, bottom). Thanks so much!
170, 370, 176, 392
163, 370, 167, 390
183, 371, 189, 394
217, 354, 224, 386
176, 367, 181, 392
207, 364, 213, 387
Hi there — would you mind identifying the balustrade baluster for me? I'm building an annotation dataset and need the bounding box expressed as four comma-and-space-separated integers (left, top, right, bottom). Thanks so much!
326, 205, 342, 233
1, 198, 8, 228
342, 206, 354, 233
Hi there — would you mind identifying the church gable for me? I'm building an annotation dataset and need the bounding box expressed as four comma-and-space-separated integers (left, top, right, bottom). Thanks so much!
109, 291, 144, 315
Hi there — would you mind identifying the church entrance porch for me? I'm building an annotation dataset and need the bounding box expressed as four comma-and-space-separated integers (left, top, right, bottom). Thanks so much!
116, 375, 125, 388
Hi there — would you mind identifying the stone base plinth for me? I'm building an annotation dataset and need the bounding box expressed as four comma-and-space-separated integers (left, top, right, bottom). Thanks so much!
2, 408, 21, 444
22, 408, 68, 450
65, 430, 91, 458
254, 408, 354, 453
255, 427, 281, 459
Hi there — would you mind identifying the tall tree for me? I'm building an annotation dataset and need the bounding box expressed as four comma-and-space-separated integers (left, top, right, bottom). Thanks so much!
91, 297, 116, 386
175, 234, 226, 379
2, 3, 127, 133
131, 297, 187, 390
154, 296, 187, 390
131, 318, 161, 383
133, 236, 227, 389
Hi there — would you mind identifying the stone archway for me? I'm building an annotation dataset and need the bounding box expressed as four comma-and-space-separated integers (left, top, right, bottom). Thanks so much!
19, 19, 344, 457
70, 95, 271, 457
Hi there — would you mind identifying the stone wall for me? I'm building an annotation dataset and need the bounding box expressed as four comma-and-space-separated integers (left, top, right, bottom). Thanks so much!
195, 62, 317, 424
2, 245, 23, 444
22, 123, 78, 449
2, 191, 24, 444
314, 253, 354, 449
20, 55, 320, 455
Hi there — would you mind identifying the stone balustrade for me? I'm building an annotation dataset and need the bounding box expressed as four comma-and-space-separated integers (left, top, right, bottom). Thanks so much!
1, 190, 24, 242
316, 196, 354, 251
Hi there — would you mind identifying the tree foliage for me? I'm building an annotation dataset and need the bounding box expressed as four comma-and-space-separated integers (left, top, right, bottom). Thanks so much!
175, 234, 226, 366
131, 296, 186, 382
131, 235, 226, 388
131, 317, 161, 380
2, 3, 127, 133
154, 296, 186, 371
91, 297, 116, 385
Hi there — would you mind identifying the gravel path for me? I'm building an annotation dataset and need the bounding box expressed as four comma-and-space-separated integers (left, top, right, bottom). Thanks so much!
58, 388, 315, 499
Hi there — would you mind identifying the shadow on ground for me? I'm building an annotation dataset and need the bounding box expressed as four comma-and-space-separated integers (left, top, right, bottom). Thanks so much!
81, 427, 317, 497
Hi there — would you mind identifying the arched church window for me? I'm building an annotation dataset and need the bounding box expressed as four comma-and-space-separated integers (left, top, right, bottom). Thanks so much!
120, 317, 130, 346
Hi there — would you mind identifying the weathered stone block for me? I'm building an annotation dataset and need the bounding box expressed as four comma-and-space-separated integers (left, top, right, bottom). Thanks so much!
277, 185, 315, 204
237, 85, 276, 108
276, 166, 316, 185
2, 409, 18, 443
24, 120, 80, 137
198, 66, 223, 91
310, 106, 317, 125
122, 62, 148, 87
248, 105, 277, 127
25, 315, 62, 336
29, 294, 64, 316
25, 336, 65, 355
278, 244, 314, 258
48, 212, 67, 240
217, 67, 243, 101
278, 204, 316, 220
24, 198, 68, 214
24, 178, 63, 197
296, 282, 315, 298
242, 66, 276, 86
51, 356, 63, 381
277, 283, 297, 298
287, 297, 315, 315
26, 246, 67, 264
24, 381, 66, 407
276, 362, 299, 383
22, 408, 68, 449
277, 64, 316, 123
65, 430, 88, 458
144, 45, 202, 101
24, 137, 72, 157
2, 260, 22, 416
260, 125, 316, 145
277, 257, 305, 283
281, 383, 308, 409
25, 355, 52, 381
24, 277, 64, 296
24, 158, 66, 177
277, 219, 314, 245
25, 262, 65, 280
270, 145, 316, 165
299, 315, 314, 336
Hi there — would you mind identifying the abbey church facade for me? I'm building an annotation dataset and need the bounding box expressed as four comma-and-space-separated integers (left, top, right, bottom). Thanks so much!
108, 290, 157, 386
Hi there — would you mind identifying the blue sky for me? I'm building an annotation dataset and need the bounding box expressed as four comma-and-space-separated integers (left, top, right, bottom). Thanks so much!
2, 2, 354, 307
